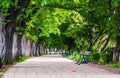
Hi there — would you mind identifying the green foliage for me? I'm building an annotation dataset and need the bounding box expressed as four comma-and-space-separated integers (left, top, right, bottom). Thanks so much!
101, 47, 114, 63
0, 0, 11, 16
112, 0, 120, 7
25, 7, 62, 42
90, 52, 100, 62
16, 27, 24, 35
109, 61, 120, 68
0, 0, 11, 9
0, 74, 3, 78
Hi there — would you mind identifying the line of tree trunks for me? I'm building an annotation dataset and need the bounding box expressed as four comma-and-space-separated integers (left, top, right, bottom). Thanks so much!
34, 39, 43, 56
3, 0, 30, 64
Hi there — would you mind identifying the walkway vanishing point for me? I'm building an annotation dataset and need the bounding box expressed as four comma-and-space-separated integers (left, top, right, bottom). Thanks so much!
3, 55, 120, 78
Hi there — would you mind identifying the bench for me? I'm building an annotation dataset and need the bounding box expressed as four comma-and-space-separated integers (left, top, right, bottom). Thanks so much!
76, 51, 91, 65
63, 51, 70, 57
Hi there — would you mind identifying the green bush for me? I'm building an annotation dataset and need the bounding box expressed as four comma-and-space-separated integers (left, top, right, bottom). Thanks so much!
101, 47, 114, 63
90, 52, 100, 63
109, 62, 120, 68
0, 74, 3, 78
99, 57, 105, 64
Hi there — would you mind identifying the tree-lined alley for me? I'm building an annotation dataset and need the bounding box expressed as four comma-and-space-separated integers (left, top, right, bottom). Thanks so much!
0, 0, 120, 65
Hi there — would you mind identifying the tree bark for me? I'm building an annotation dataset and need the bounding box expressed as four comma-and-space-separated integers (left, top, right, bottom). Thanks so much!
21, 35, 27, 56
43, 45, 47, 54
15, 33, 22, 60
0, 13, 6, 64
38, 45, 41, 56
88, 31, 103, 51
34, 43, 38, 56
4, 26, 14, 64
30, 40, 33, 56
88, 33, 93, 51
40, 44, 44, 55
113, 36, 120, 63
35, 39, 42, 56
12, 32, 18, 58
35, 42, 40, 56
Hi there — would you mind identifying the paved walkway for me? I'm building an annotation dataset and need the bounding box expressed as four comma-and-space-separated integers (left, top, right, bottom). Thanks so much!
3, 55, 120, 78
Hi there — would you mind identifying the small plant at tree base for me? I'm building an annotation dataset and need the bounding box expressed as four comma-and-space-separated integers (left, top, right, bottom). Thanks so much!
0, 74, 3, 78
13, 56, 30, 63
108, 62, 120, 68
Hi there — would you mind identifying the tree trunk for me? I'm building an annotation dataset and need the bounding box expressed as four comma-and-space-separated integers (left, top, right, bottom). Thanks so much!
44, 44, 48, 54
0, 13, 6, 64
26, 40, 31, 56
38, 45, 41, 56
31, 42, 35, 56
35, 39, 42, 56
88, 42, 92, 51
12, 32, 18, 58
88, 28, 93, 51
35, 42, 41, 56
4, 6, 17, 64
113, 36, 120, 63
30, 40, 33, 56
4, 26, 14, 64
88, 35, 93, 51
40, 44, 44, 55
15, 33, 22, 60
21, 35, 27, 56
34, 43, 38, 56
